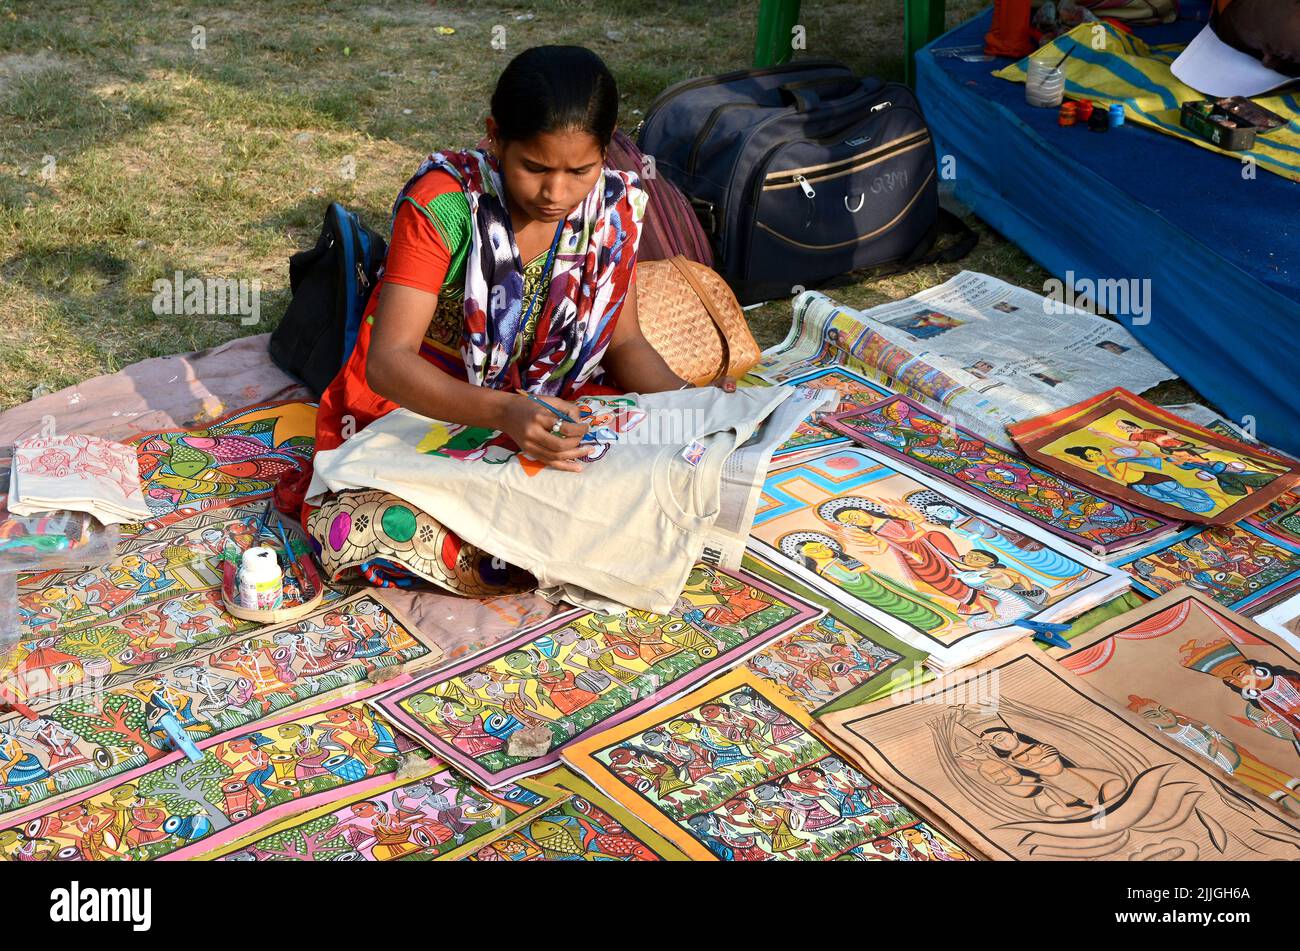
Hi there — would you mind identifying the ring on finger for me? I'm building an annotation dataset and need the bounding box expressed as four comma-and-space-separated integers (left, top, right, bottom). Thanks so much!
550, 418, 564, 436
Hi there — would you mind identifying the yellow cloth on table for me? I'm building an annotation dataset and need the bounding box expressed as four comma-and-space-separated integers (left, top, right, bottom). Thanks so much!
995, 23, 1300, 182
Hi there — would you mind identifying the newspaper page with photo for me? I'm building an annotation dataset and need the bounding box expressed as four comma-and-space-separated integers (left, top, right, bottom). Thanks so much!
753, 271, 1175, 444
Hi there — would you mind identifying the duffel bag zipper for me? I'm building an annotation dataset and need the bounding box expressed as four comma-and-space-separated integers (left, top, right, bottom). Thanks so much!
762, 128, 930, 190
755, 166, 937, 250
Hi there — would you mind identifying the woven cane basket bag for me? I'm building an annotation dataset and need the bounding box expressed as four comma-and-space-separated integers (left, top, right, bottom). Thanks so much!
637, 255, 762, 386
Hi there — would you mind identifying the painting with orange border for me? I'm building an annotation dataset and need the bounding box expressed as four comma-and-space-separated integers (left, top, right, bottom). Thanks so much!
1008, 387, 1300, 525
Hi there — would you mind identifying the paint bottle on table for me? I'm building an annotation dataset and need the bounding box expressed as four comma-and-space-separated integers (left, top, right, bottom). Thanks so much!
237, 546, 283, 611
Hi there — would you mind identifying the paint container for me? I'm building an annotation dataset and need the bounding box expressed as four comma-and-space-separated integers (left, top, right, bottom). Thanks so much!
237, 546, 283, 611
1076, 99, 1094, 122
1109, 103, 1126, 127
1025, 58, 1065, 108
1058, 102, 1078, 126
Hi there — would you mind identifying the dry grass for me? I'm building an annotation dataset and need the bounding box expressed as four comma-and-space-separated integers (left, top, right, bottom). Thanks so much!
0, 0, 1197, 409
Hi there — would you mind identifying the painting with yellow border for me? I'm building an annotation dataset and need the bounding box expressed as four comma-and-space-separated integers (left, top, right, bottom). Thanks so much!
461, 766, 691, 861
562, 668, 973, 861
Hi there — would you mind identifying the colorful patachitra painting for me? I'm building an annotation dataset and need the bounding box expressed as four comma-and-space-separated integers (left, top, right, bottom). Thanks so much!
747, 445, 1130, 671
1048, 588, 1300, 818
740, 555, 926, 715
1009, 387, 1300, 526
211, 761, 563, 861
769, 366, 895, 464
131, 401, 317, 531
824, 394, 1178, 554
6, 500, 346, 705
563, 669, 972, 861
0, 687, 414, 861
0, 593, 438, 819
1249, 491, 1300, 549
1114, 521, 1300, 616
373, 564, 823, 787
819, 647, 1300, 860
461, 767, 690, 861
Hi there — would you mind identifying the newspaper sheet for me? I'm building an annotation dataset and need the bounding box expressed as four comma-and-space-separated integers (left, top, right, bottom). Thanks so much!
753, 271, 1175, 444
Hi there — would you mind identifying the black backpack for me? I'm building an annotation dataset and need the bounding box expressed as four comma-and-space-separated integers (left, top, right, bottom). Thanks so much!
637, 59, 974, 304
269, 203, 388, 397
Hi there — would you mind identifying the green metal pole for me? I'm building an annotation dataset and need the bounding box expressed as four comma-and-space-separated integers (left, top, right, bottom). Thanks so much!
904, 0, 946, 86
754, 0, 804, 68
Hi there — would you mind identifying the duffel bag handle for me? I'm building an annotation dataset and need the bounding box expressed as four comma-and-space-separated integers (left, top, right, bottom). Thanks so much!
778, 75, 879, 112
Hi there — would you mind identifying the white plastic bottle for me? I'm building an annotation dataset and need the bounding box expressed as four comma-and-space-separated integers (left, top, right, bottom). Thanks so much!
237, 546, 284, 611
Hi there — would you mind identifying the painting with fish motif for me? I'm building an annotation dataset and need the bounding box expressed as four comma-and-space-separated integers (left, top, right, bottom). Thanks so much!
1113, 521, 1300, 616
819, 647, 1300, 860
1009, 387, 1300, 525
210, 761, 561, 861
0, 686, 414, 861
563, 669, 972, 861
6, 500, 344, 705
747, 446, 1130, 672
372, 563, 823, 787
462, 767, 689, 861
131, 400, 317, 531
824, 394, 1177, 554
0, 593, 438, 820
1047, 588, 1300, 819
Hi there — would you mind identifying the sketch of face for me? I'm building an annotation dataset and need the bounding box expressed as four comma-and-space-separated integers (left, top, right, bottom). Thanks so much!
984, 729, 1020, 754
461, 671, 490, 690
1135, 703, 1179, 730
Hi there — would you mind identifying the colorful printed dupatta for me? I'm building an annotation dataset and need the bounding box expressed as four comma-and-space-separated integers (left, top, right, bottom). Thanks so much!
392, 147, 647, 397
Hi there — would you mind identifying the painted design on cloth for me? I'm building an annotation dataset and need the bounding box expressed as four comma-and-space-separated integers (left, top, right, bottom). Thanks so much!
131, 401, 317, 531
8, 502, 343, 704
306, 489, 534, 596
819, 648, 1300, 861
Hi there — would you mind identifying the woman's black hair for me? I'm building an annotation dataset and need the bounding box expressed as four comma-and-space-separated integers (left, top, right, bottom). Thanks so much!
491, 45, 619, 147
1063, 445, 1098, 461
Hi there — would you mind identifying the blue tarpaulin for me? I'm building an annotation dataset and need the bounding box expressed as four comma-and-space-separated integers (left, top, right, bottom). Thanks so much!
917, 2, 1300, 455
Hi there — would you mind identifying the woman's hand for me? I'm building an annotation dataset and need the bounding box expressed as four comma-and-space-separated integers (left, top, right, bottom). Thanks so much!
499, 394, 592, 473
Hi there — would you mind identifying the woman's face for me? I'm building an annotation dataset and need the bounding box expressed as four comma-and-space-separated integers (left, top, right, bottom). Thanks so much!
836, 510, 877, 529
489, 122, 605, 224
800, 540, 835, 561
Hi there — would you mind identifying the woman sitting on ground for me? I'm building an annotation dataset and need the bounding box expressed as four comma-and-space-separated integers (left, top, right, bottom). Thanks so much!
285, 45, 717, 594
